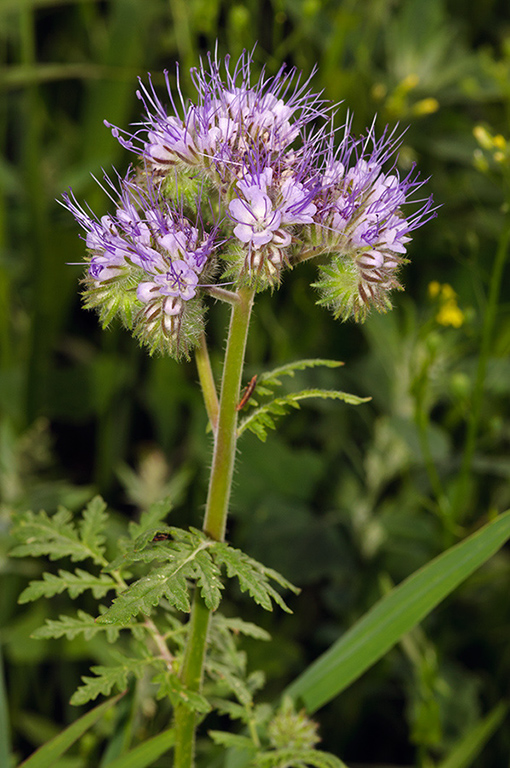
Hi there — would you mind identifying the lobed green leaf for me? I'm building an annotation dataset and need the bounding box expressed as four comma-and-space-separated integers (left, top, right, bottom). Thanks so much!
213, 544, 298, 613
70, 654, 150, 706
99, 531, 215, 623
128, 498, 173, 540
152, 671, 211, 714
207, 659, 255, 707
193, 549, 224, 610
77, 496, 108, 560
106, 525, 208, 572
18, 568, 117, 603
31, 610, 121, 642
238, 389, 370, 441
96, 561, 191, 624
257, 359, 344, 393
10, 503, 108, 566
218, 617, 271, 642
208, 731, 256, 752
254, 748, 348, 768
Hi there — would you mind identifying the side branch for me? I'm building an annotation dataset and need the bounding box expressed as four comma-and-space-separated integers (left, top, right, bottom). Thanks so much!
195, 333, 219, 433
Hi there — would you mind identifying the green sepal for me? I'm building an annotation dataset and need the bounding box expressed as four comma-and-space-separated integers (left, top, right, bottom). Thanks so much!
313, 255, 401, 322
132, 295, 207, 359
82, 265, 142, 328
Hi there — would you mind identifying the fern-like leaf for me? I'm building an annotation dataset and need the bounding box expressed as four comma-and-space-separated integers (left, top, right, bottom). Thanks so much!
78, 496, 108, 561
207, 659, 256, 706
256, 359, 344, 396
193, 549, 224, 610
152, 671, 211, 713
19, 569, 117, 603
97, 561, 191, 624
238, 389, 370, 441
70, 653, 150, 705
128, 497, 173, 540
208, 731, 257, 751
10, 499, 108, 566
99, 528, 219, 623
254, 748, 348, 768
31, 610, 121, 642
217, 616, 271, 642
106, 524, 206, 571
213, 544, 299, 612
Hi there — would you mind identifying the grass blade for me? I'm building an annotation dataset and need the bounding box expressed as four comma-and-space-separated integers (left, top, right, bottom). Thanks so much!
102, 728, 174, 768
18, 694, 124, 768
0, 646, 11, 768
437, 702, 507, 768
285, 510, 510, 712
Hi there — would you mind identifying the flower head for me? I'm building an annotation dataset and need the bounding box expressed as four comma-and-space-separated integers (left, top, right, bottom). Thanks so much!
62, 169, 217, 356
312, 124, 436, 320
65, 48, 436, 356
106, 49, 326, 182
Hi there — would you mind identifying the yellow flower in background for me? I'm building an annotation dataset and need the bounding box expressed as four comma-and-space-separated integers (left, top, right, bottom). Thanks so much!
428, 282, 465, 327
428, 280, 441, 299
436, 301, 464, 328
473, 125, 509, 170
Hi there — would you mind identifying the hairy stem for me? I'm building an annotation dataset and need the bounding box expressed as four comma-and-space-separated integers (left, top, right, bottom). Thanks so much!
202, 286, 255, 540
144, 617, 175, 669
173, 287, 255, 768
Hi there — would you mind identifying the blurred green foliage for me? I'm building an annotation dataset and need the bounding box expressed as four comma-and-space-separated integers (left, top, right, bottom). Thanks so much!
2, 0, 510, 765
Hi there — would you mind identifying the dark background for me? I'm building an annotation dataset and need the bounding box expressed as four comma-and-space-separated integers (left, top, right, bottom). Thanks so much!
2, 0, 510, 765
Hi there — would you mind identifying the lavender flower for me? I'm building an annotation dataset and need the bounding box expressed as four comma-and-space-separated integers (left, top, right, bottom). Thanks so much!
64, 48, 435, 357
63, 170, 216, 356
105, 49, 325, 180
311, 125, 436, 320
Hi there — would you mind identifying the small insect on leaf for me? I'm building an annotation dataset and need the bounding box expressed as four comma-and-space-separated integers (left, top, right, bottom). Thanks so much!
152, 532, 171, 542
237, 375, 257, 411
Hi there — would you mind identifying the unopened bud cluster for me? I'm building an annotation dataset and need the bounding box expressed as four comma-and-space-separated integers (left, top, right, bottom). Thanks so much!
63, 49, 435, 357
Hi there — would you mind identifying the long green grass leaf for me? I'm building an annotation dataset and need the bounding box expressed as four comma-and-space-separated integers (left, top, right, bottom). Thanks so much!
18, 694, 123, 768
0, 646, 11, 768
285, 510, 510, 712
102, 728, 175, 768
437, 702, 507, 768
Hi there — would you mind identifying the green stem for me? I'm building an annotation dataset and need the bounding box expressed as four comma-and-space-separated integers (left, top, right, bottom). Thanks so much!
195, 332, 219, 433
173, 287, 255, 768
454, 219, 510, 520
202, 287, 255, 540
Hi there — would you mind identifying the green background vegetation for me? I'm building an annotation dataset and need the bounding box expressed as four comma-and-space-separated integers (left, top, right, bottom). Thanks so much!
2, 0, 510, 765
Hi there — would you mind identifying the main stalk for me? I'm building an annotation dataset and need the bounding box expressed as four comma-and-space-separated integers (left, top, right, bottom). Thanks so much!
173, 286, 255, 768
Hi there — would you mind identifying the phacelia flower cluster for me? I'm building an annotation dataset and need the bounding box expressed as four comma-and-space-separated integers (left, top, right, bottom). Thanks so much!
63, 48, 435, 357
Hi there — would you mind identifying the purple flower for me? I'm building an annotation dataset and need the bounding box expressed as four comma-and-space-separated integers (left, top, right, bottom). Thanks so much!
65, 47, 436, 353
229, 168, 285, 248
227, 163, 319, 278
63, 169, 214, 304
62, 168, 219, 356
313, 126, 436, 319
105, 48, 326, 181
137, 258, 200, 317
